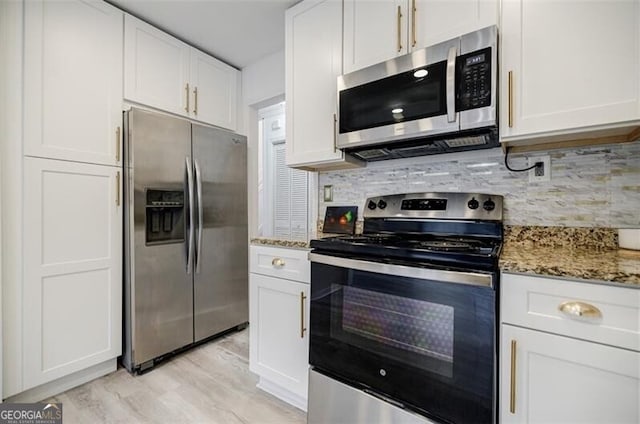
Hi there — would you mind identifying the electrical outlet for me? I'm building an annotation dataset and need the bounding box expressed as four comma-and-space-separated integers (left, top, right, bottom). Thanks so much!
529, 155, 551, 182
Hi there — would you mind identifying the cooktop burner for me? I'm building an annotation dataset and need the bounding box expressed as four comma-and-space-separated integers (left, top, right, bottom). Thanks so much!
311, 192, 504, 271
317, 233, 496, 252
418, 240, 477, 251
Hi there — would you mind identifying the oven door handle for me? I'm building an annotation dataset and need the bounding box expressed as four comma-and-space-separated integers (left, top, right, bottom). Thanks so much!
308, 252, 493, 288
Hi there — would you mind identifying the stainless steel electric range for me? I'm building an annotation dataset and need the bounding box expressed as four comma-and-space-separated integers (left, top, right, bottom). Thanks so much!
307, 192, 503, 424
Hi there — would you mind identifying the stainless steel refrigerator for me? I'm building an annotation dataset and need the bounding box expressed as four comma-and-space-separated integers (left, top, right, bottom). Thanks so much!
122, 107, 248, 373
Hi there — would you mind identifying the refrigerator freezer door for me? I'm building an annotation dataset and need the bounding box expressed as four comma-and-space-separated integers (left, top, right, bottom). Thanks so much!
125, 108, 194, 369
192, 124, 248, 342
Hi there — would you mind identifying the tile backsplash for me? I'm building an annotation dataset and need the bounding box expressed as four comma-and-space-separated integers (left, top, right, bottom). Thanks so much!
318, 141, 640, 228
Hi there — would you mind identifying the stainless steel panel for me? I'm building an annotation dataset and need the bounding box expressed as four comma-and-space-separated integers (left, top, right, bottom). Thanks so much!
123, 108, 194, 370
308, 253, 494, 288
460, 25, 498, 130
337, 37, 460, 150
363, 192, 503, 221
308, 369, 436, 424
192, 124, 248, 342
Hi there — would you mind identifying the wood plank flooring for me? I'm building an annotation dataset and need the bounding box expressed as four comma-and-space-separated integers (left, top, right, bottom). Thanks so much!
46, 328, 306, 424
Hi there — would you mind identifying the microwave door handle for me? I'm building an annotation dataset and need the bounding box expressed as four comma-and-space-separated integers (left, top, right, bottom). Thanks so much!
446, 45, 457, 123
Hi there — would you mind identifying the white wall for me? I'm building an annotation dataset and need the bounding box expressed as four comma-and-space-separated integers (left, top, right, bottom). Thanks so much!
241, 50, 285, 109
241, 50, 286, 239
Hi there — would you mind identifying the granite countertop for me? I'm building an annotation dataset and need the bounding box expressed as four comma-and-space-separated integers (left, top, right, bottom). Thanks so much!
501, 226, 640, 288
500, 245, 640, 287
251, 227, 640, 288
250, 238, 311, 249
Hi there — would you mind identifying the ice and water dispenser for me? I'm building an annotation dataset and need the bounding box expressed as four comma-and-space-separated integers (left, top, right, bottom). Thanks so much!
145, 189, 185, 244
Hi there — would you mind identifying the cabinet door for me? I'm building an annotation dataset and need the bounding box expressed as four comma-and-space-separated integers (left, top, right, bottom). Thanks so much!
413, 0, 497, 48
501, 0, 640, 140
501, 325, 639, 424
23, 157, 122, 390
286, 0, 356, 168
124, 15, 190, 117
189, 49, 238, 131
249, 273, 309, 400
23, 0, 123, 166
343, 0, 408, 74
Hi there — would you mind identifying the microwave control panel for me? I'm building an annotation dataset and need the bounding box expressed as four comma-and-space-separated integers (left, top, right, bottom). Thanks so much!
456, 47, 492, 111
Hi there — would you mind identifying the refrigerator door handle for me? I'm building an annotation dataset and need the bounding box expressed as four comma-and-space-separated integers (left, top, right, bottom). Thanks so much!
194, 159, 204, 273
186, 156, 195, 274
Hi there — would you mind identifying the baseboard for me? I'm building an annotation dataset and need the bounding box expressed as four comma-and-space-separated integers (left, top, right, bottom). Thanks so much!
257, 377, 308, 412
3, 358, 117, 403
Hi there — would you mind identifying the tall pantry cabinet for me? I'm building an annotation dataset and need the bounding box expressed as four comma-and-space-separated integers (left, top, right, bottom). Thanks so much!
3, 0, 123, 398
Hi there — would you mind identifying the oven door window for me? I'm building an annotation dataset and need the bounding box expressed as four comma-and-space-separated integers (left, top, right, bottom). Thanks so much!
310, 260, 495, 424
339, 61, 447, 134
338, 285, 454, 378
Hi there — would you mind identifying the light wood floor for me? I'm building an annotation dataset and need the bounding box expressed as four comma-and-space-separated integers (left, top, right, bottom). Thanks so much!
46, 328, 306, 424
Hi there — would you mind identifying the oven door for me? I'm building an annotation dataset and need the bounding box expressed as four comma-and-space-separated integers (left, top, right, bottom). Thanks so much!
309, 252, 496, 424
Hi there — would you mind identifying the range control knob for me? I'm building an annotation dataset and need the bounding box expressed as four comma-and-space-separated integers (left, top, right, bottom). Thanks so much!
377, 200, 387, 209
367, 200, 377, 210
467, 198, 479, 210
483, 199, 496, 211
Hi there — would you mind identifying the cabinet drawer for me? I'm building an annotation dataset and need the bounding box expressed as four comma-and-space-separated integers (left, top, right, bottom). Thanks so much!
250, 245, 310, 283
501, 273, 640, 352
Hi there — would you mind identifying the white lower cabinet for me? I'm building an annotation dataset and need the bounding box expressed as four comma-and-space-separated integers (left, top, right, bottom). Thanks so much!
500, 273, 640, 423
501, 325, 639, 424
22, 157, 122, 390
249, 245, 310, 411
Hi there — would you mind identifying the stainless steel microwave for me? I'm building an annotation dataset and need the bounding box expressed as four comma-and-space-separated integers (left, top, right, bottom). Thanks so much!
337, 26, 498, 161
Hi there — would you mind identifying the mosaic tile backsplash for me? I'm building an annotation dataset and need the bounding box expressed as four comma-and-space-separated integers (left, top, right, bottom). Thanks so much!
318, 141, 640, 228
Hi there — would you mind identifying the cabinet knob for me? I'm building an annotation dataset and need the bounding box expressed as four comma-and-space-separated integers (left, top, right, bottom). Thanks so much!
558, 301, 602, 321
271, 257, 285, 268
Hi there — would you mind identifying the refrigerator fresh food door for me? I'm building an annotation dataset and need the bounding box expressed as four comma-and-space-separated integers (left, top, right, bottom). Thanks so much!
125, 108, 194, 368
191, 124, 248, 342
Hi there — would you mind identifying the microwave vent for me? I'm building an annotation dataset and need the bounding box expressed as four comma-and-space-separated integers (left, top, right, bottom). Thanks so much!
354, 149, 389, 160
443, 136, 488, 148
393, 143, 441, 157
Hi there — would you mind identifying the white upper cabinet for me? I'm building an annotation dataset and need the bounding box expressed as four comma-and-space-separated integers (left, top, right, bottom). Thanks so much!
23, 157, 122, 390
501, 0, 640, 143
286, 0, 363, 169
124, 14, 239, 131
124, 15, 190, 118
189, 49, 238, 131
343, 0, 407, 74
413, 0, 498, 49
343, 0, 498, 73
23, 0, 123, 166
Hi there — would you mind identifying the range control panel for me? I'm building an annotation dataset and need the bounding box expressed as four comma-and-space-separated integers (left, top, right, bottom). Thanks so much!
364, 192, 503, 221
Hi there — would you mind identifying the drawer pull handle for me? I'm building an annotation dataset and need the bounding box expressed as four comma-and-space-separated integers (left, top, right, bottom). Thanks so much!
300, 291, 307, 338
510, 339, 516, 414
271, 258, 285, 268
508, 71, 514, 128
558, 301, 602, 321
